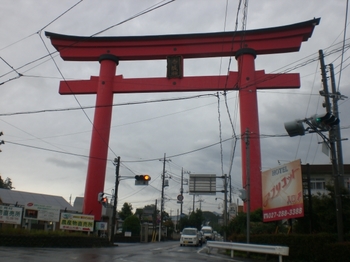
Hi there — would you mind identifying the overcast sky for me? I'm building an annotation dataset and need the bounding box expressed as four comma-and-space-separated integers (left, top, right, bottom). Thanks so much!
1, 0, 349, 216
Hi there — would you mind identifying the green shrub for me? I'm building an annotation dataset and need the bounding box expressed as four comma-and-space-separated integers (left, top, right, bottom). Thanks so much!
0, 228, 111, 248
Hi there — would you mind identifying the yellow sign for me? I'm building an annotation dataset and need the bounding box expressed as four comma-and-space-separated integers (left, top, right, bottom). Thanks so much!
60, 213, 94, 232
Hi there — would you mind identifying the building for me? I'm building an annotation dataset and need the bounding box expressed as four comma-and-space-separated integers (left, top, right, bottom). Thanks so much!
0, 188, 74, 230
301, 164, 350, 195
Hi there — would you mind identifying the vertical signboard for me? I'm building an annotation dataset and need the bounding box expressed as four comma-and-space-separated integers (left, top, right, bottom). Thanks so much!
24, 203, 60, 222
0, 205, 23, 225
60, 213, 94, 232
262, 159, 304, 222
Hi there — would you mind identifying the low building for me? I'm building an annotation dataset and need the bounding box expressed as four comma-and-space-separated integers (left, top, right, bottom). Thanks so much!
0, 188, 74, 230
301, 164, 350, 195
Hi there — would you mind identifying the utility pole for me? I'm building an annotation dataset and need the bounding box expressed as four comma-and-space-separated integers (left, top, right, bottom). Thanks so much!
159, 153, 170, 242
329, 63, 347, 186
223, 174, 228, 242
229, 175, 232, 204
304, 163, 314, 233
180, 168, 184, 215
176, 209, 179, 231
154, 199, 157, 225
198, 198, 204, 210
192, 195, 196, 212
319, 50, 344, 242
111, 156, 120, 244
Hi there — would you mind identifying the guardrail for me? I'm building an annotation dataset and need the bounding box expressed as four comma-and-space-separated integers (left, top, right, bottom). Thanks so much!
206, 241, 289, 262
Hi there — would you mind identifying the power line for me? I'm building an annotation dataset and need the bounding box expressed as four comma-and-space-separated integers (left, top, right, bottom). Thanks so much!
3, 129, 336, 168
0, 93, 215, 117
92, 0, 176, 37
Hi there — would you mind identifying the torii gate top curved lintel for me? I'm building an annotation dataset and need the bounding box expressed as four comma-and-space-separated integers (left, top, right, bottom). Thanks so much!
46, 18, 319, 220
45, 18, 320, 61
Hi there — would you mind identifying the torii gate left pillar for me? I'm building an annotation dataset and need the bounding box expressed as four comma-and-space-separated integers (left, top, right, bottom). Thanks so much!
46, 18, 319, 220
84, 54, 119, 218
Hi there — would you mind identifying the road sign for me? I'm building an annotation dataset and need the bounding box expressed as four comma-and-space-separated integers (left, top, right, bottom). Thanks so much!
177, 195, 184, 201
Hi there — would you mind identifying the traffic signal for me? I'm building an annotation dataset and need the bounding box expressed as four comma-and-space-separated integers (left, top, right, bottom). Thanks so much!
101, 197, 108, 208
98, 192, 104, 202
238, 189, 247, 201
135, 175, 151, 185
98, 192, 108, 207
0, 131, 4, 152
284, 120, 305, 137
311, 112, 339, 130
135, 175, 151, 181
284, 112, 340, 137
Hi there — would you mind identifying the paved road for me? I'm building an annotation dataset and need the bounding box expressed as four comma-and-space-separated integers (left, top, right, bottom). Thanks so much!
0, 241, 262, 262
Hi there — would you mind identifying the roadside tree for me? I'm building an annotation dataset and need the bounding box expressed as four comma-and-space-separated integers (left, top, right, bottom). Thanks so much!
118, 202, 133, 220
123, 215, 141, 236
0, 176, 14, 189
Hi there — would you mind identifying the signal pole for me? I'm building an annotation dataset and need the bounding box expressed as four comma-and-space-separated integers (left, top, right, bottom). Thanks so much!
319, 50, 344, 242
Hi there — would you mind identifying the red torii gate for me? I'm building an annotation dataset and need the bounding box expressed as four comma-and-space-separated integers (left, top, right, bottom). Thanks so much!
46, 18, 319, 220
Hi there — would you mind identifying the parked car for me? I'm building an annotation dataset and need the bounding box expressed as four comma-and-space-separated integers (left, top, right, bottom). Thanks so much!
180, 227, 200, 246
213, 230, 218, 240
198, 231, 205, 245
215, 233, 223, 241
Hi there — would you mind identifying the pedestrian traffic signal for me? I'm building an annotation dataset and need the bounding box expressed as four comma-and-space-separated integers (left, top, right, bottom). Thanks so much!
311, 112, 339, 130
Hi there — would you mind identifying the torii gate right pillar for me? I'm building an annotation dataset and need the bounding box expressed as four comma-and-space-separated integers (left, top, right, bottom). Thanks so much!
236, 48, 261, 211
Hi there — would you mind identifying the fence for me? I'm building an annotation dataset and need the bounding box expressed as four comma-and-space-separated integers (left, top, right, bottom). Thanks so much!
206, 241, 289, 262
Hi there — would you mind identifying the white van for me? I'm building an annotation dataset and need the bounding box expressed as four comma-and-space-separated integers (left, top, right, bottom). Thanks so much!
201, 226, 214, 241
180, 227, 200, 246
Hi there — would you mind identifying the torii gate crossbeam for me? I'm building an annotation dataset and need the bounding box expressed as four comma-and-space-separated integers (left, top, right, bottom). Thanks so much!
46, 18, 319, 220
